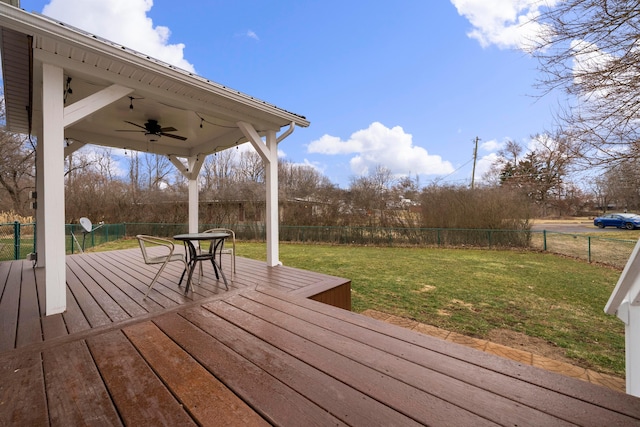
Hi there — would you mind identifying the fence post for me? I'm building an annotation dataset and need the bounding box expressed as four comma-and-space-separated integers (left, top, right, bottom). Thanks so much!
543, 230, 547, 251
588, 236, 591, 263
487, 230, 492, 248
13, 221, 20, 260
70, 225, 74, 254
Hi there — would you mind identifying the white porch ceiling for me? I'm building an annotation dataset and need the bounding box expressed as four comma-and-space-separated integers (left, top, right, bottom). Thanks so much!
0, 3, 309, 158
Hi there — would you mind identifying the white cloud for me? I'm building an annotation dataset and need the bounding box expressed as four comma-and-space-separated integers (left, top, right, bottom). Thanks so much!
235, 30, 260, 41
450, 0, 559, 51
480, 138, 503, 152
307, 122, 454, 177
296, 159, 324, 174
41, 0, 195, 73
570, 39, 620, 101
246, 30, 260, 41
473, 152, 500, 184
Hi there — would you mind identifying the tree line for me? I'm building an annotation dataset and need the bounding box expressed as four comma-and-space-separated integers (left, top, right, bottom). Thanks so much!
0, 115, 604, 231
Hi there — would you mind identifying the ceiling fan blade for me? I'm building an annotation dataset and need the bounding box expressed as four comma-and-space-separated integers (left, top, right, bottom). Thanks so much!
161, 132, 187, 141
115, 129, 144, 132
160, 126, 177, 132
123, 120, 147, 130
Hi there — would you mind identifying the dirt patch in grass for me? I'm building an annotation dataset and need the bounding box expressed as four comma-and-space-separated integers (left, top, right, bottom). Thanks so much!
414, 285, 436, 293
487, 328, 575, 364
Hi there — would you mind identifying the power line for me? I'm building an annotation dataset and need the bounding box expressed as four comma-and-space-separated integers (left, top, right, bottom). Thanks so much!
438, 157, 474, 182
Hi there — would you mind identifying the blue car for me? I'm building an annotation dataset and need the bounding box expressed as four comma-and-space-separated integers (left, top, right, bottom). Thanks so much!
593, 213, 640, 229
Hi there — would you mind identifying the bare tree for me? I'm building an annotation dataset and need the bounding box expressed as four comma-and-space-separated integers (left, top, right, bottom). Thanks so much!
490, 134, 575, 216
279, 160, 332, 198
237, 149, 264, 183
142, 153, 172, 189
533, 1, 640, 166
127, 151, 140, 199
0, 101, 35, 214
278, 160, 339, 225
0, 135, 34, 214
202, 149, 236, 193
347, 165, 397, 226
600, 159, 640, 211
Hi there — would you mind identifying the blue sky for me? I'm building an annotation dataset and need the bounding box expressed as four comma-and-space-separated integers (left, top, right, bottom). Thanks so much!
18, 0, 561, 188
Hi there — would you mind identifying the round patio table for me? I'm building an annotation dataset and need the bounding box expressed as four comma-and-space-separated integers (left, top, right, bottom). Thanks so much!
173, 232, 230, 291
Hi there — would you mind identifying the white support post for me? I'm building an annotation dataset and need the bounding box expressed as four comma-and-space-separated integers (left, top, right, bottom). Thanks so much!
188, 177, 199, 233
41, 63, 67, 315
264, 130, 280, 267
605, 239, 640, 396
628, 309, 638, 396
35, 122, 45, 262
188, 156, 205, 233
237, 121, 282, 267
169, 155, 204, 234
619, 301, 640, 397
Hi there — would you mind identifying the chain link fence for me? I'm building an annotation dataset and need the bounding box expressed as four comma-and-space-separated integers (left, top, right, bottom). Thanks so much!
1, 222, 637, 269
530, 231, 637, 268
65, 223, 126, 254
0, 222, 126, 261
0, 222, 36, 261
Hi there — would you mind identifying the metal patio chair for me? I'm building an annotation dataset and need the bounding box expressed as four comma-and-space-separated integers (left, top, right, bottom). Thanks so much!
203, 228, 236, 275
136, 234, 188, 298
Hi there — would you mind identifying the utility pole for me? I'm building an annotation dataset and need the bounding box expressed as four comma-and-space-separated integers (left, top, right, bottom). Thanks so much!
471, 136, 479, 189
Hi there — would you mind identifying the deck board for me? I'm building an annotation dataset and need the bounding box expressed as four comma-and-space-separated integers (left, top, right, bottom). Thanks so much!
239, 290, 633, 426
67, 255, 148, 318
43, 340, 122, 426
0, 261, 21, 351
66, 256, 131, 323
123, 321, 268, 427
179, 305, 431, 427
257, 286, 640, 420
153, 312, 349, 426
205, 296, 508, 426
0, 260, 12, 296
94, 250, 191, 305
60, 269, 92, 334
1, 251, 639, 426
17, 261, 42, 348
87, 329, 197, 426
65, 263, 113, 328
0, 351, 48, 426
35, 265, 68, 341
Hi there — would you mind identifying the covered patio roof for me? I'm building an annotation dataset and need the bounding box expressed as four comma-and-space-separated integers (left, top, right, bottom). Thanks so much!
0, 1, 309, 314
1, 4, 309, 154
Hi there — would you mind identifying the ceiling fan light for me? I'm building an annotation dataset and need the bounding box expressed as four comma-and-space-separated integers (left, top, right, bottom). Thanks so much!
145, 132, 160, 143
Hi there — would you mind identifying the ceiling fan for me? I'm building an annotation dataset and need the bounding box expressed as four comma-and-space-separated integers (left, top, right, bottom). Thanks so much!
117, 120, 187, 141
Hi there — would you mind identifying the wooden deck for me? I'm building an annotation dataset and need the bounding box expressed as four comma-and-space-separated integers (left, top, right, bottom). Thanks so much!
1, 250, 640, 426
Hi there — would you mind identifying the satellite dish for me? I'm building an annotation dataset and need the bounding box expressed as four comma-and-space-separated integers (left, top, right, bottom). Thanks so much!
79, 217, 92, 233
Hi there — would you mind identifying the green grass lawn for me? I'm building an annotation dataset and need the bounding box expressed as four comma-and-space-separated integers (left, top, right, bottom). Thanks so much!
93, 238, 626, 376
237, 242, 625, 376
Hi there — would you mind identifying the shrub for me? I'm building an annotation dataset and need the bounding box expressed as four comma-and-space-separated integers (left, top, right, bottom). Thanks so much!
420, 186, 532, 230
0, 210, 34, 224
